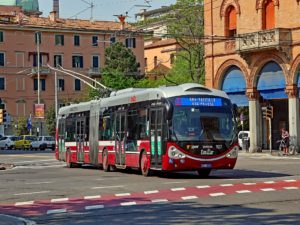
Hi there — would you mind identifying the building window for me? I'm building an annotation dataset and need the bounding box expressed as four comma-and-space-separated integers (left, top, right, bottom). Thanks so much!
0, 53, 4, 66
55, 34, 64, 46
125, 38, 136, 48
34, 78, 46, 91
74, 35, 80, 46
0, 77, 5, 90
58, 79, 65, 91
92, 55, 99, 68
170, 54, 175, 65
144, 58, 148, 68
262, 0, 275, 30
74, 79, 81, 91
154, 56, 158, 67
0, 31, 4, 43
35, 32, 41, 44
72, 55, 83, 68
225, 5, 237, 37
110, 36, 116, 44
54, 55, 63, 67
16, 77, 25, 91
92, 36, 98, 46
33, 53, 42, 67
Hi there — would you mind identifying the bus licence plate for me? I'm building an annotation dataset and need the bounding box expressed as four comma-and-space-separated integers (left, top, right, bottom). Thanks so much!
201, 163, 212, 168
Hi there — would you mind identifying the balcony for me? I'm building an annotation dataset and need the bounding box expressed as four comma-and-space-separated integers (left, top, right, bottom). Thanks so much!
236, 28, 292, 59
31, 67, 51, 75
88, 68, 101, 76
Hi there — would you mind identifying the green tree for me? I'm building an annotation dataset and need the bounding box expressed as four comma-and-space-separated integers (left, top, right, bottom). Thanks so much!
168, 0, 205, 83
45, 105, 56, 136
13, 117, 28, 136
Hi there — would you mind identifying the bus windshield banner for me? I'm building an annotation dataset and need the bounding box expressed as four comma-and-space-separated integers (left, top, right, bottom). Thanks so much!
175, 97, 223, 107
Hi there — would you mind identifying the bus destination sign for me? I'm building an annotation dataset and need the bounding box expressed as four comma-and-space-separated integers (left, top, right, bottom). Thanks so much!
175, 97, 222, 107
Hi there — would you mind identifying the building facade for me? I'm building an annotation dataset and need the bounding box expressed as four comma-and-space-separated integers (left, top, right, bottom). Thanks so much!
204, 0, 300, 152
0, 6, 144, 135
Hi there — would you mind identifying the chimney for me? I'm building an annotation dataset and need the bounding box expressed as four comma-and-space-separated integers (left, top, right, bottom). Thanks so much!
53, 0, 59, 18
49, 11, 57, 22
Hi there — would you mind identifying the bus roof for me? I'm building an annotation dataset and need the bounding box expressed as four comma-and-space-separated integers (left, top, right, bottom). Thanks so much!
58, 83, 229, 116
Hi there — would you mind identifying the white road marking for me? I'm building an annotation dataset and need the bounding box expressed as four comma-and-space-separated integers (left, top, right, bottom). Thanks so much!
15, 201, 34, 206
14, 191, 50, 196
51, 198, 69, 203
220, 184, 233, 187
261, 188, 276, 192
243, 183, 256, 185
284, 187, 299, 190
264, 181, 275, 184
196, 185, 210, 189
15, 159, 56, 164
171, 187, 186, 191
182, 196, 198, 200
164, 181, 186, 184
210, 192, 226, 197
236, 190, 252, 194
85, 205, 104, 210
25, 181, 53, 185
91, 185, 124, 190
151, 199, 168, 203
47, 209, 67, 215
84, 195, 101, 200
115, 193, 131, 197
144, 190, 159, 195
120, 202, 136, 206
284, 179, 297, 182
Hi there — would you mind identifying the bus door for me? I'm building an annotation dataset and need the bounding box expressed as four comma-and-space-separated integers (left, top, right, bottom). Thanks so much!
149, 107, 164, 169
115, 111, 126, 166
76, 119, 85, 163
58, 118, 65, 160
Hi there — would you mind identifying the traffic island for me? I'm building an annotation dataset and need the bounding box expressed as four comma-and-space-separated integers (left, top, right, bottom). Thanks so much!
0, 163, 14, 170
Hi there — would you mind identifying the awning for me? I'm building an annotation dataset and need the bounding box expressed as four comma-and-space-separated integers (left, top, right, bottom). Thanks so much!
259, 89, 287, 100
222, 66, 246, 93
227, 93, 249, 107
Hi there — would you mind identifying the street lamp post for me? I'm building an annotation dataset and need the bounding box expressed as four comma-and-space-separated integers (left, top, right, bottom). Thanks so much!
36, 31, 41, 136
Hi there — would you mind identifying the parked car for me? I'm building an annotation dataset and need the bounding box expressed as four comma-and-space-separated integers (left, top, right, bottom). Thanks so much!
0, 136, 18, 149
14, 135, 37, 150
30, 136, 55, 150
238, 131, 250, 149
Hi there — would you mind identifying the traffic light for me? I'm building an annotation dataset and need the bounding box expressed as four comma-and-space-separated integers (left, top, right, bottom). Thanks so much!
262, 106, 273, 119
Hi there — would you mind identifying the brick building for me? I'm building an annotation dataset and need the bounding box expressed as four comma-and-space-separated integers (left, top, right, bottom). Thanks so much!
0, 5, 144, 135
204, 0, 300, 152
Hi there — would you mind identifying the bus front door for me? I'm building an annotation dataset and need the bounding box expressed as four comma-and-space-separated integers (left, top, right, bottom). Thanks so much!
58, 118, 65, 160
76, 119, 85, 163
149, 107, 163, 169
115, 111, 126, 166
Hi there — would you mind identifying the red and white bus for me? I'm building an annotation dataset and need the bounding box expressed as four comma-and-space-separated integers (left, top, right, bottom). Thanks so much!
56, 83, 239, 177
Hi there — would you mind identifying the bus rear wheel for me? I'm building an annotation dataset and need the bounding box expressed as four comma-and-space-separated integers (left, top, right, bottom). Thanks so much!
140, 151, 151, 177
197, 169, 211, 178
102, 149, 110, 172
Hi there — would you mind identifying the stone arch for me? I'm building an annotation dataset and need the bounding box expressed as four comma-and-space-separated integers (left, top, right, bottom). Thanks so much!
250, 53, 289, 88
290, 54, 300, 84
215, 59, 249, 90
220, 0, 241, 18
256, 0, 279, 10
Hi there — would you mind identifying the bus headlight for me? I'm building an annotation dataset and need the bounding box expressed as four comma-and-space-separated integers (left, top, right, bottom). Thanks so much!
226, 146, 239, 158
168, 146, 186, 159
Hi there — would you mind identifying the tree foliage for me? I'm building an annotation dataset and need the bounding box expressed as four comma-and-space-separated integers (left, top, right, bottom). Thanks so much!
45, 105, 56, 136
13, 117, 28, 136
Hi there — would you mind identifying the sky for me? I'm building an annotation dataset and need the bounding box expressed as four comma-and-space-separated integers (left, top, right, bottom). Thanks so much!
39, 0, 176, 22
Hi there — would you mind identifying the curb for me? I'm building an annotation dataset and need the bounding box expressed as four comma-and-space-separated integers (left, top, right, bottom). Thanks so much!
0, 214, 36, 225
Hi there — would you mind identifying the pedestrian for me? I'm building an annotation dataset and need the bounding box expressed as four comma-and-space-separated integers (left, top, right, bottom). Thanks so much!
281, 128, 289, 155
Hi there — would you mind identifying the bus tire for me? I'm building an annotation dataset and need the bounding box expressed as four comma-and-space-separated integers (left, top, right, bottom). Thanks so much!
102, 149, 110, 172
197, 169, 211, 178
66, 149, 75, 168
140, 151, 151, 177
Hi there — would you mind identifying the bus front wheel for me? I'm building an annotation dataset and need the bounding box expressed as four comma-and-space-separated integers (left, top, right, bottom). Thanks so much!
140, 151, 151, 177
102, 149, 110, 172
197, 169, 211, 178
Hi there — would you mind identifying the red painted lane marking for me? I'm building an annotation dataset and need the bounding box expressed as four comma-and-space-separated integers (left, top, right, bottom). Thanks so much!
1, 179, 300, 216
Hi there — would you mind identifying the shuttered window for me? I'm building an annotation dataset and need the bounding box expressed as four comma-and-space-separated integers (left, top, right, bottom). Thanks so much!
225, 6, 237, 37
263, 0, 275, 30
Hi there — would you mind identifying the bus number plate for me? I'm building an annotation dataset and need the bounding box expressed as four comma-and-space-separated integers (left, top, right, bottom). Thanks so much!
201, 163, 212, 168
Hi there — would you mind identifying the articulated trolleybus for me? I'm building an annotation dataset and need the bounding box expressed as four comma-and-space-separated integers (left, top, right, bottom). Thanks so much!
56, 83, 238, 177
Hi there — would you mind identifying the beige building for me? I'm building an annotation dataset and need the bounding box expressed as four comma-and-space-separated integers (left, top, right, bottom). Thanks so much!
0, 6, 144, 135
204, 0, 300, 152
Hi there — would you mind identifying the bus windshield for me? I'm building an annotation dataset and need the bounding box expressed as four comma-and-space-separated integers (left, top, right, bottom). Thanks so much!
170, 96, 236, 142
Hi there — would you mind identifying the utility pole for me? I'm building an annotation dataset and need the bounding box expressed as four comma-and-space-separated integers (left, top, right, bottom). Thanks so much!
37, 31, 40, 105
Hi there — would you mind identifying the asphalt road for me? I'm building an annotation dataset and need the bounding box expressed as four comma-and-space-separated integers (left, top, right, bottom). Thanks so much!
1, 150, 300, 224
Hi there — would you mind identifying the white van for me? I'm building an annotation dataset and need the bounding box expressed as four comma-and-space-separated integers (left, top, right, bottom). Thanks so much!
238, 131, 250, 149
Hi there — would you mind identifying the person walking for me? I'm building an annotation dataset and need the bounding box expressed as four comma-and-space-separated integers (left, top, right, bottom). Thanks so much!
281, 128, 290, 155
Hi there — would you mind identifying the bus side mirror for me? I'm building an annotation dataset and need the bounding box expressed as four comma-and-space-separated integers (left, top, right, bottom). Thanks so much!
164, 99, 173, 121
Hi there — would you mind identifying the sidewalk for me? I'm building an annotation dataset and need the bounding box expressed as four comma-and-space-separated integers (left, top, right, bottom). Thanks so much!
0, 214, 36, 225
239, 149, 300, 159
